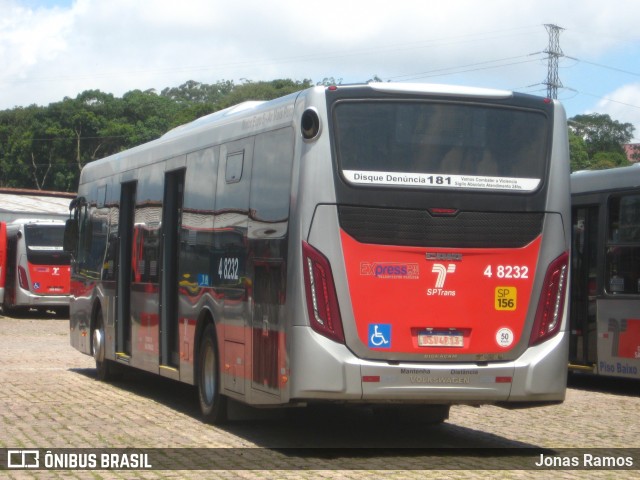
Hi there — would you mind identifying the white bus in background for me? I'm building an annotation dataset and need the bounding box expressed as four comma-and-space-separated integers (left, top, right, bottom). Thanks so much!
570, 165, 640, 380
2, 219, 71, 316
66, 83, 571, 424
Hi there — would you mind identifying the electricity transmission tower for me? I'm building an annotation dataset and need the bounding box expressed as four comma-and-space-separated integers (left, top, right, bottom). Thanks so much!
543, 24, 564, 99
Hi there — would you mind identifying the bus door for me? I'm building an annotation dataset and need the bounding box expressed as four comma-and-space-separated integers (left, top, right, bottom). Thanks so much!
160, 168, 185, 372
116, 182, 136, 358
4, 227, 18, 306
570, 205, 599, 368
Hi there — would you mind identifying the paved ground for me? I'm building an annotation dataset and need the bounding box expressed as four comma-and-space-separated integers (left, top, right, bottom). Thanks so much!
0, 315, 638, 479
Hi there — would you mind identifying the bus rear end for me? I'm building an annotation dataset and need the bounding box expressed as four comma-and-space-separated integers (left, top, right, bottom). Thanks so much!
4, 220, 71, 314
291, 84, 570, 410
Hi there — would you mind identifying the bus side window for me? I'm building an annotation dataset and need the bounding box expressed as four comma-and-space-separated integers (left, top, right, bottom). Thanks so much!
607, 194, 640, 294
64, 218, 78, 254
226, 152, 244, 184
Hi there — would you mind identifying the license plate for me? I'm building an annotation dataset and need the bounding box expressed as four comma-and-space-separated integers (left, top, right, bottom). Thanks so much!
418, 330, 464, 347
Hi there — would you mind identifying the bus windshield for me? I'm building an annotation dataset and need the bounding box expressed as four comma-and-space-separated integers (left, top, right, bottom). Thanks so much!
334, 101, 548, 191
24, 224, 69, 266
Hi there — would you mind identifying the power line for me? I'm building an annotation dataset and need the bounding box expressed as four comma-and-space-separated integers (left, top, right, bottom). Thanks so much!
571, 89, 640, 110
388, 53, 543, 82
567, 57, 640, 78
1, 26, 544, 87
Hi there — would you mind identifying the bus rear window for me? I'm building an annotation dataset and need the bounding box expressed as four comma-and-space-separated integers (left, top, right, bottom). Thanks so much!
24, 225, 69, 265
334, 101, 548, 191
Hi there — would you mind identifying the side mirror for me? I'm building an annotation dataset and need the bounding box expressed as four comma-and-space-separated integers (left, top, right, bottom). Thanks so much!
64, 218, 78, 253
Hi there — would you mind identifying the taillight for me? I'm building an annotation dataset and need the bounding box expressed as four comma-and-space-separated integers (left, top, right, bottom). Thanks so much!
302, 241, 344, 343
18, 265, 29, 290
529, 252, 569, 346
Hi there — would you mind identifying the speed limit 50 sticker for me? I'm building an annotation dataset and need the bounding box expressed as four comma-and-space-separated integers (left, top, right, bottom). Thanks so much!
496, 328, 514, 347
495, 286, 517, 311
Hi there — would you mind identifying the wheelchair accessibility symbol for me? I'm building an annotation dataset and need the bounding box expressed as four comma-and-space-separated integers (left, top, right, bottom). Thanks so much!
368, 324, 391, 349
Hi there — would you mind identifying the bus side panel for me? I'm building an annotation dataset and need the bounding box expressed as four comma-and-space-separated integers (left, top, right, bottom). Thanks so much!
178, 146, 219, 385
0, 222, 6, 304
211, 137, 254, 399
69, 189, 112, 356
247, 127, 295, 403
596, 299, 640, 379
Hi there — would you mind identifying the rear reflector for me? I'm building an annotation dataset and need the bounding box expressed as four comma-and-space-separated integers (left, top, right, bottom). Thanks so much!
428, 208, 459, 216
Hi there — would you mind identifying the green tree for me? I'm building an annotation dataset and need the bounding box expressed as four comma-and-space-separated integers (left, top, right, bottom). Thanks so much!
569, 131, 590, 172
0, 105, 57, 190
161, 79, 235, 105
122, 89, 181, 145
589, 151, 630, 170
568, 113, 634, 171
317, 77, 343, 86
569, 113, 634, 157
218, 79, 313, 109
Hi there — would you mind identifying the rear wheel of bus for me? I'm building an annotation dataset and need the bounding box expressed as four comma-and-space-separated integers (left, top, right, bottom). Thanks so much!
197, 323, 227, 424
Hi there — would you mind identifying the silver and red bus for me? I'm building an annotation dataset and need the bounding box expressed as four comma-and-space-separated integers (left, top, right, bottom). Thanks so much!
0, 221, 6, 305
2, 219, 71, 315
65, 83, 571, 423
570, 165, 640, 380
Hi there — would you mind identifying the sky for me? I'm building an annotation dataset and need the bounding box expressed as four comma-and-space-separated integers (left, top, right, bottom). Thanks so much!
2, 0, 640, 141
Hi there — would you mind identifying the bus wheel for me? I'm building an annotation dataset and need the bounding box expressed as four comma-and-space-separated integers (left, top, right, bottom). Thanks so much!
93, 310, 120, 381
197, 323, 227, 424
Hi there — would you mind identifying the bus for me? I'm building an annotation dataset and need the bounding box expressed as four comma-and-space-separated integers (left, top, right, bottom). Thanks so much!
0, 222, 6, 304
65, 83, 571, 424
2, 219, 71, 315
570, 165, 640, 380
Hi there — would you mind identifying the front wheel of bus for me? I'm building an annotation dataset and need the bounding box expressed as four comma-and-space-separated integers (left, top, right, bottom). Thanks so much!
93, 310, 120, 381
198, 323, 227, 424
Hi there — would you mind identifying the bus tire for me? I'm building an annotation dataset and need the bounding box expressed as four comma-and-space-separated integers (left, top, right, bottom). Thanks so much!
197, 323, 227, 424
93, 309, 120, 381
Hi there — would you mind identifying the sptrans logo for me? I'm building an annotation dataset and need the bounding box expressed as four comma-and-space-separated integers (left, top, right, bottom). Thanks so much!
427, 264, 456, 296
360, 262, 419, 280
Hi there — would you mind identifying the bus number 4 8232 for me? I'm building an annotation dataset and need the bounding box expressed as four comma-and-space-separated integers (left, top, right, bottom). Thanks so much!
218, 257, 239, 281
483, 265, 529, 279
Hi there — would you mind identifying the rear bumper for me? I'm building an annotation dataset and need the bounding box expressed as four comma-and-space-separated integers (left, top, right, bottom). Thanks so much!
12, 289, 70, 308
289, 326, 567, 405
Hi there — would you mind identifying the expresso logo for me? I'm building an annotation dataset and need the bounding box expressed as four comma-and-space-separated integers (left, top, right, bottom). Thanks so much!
360, 262, 419, 279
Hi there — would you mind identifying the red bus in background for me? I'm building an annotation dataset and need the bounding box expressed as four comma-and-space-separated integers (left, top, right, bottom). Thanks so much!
2, 219, 71, 316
